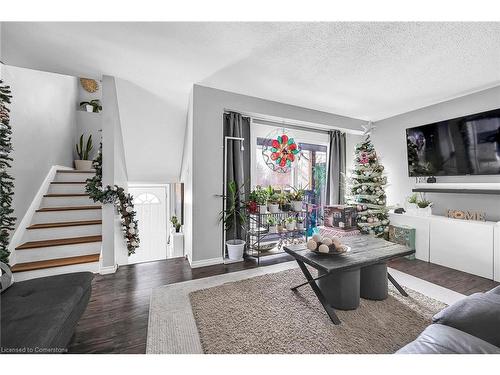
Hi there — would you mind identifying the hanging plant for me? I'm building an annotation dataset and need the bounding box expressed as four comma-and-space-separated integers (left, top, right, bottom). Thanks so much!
0, 80, 16, 264
85, 143, 139, 255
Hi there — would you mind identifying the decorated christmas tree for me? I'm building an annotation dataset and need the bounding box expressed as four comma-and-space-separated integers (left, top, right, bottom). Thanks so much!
0, 80, 15, 264
346, 123, 390, 237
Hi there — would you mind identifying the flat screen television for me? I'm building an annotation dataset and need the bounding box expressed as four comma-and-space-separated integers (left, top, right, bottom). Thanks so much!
406, 108, 500, 176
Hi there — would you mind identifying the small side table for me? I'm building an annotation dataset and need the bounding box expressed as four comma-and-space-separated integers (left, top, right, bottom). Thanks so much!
169, 233, 184, 258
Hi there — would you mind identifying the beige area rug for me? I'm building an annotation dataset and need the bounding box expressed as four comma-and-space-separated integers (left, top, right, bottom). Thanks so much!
189, 268, 446, 354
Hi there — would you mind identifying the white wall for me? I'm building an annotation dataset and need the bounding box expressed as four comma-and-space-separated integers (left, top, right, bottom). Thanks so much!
115, 78, 185, 184
101, 75, 129, 269
180, 90, 193, 262
372, 85, 500, 220
188, 85, 366, 265
4, 65, 78, 229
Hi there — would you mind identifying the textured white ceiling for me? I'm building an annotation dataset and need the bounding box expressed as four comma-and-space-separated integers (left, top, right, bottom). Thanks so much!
2, 22, 500, 181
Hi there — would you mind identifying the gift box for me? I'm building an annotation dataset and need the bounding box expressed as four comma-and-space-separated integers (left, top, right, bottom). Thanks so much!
323, 205, 358, 230
388, 224, 416, 260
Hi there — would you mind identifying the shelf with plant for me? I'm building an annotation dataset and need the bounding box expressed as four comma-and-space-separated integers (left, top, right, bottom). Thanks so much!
79, 99, 102, 113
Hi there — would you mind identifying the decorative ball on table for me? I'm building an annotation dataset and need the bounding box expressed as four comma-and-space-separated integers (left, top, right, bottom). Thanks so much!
318, 244, 330, 254
306, 239, 317, 251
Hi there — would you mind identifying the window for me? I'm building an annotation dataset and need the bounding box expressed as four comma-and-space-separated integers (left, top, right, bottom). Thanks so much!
253, 126, 329, 206
133, 193, 160, 205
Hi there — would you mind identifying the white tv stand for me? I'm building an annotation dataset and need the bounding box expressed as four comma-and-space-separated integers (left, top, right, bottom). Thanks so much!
389, 212, 500, 282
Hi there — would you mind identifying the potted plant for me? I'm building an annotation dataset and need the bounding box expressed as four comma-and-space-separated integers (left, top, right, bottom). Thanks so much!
247, 189, 259, 214
267, 187, 280, 213
285, 216, 296, 231
417, 194, 432, 216
219, 180, 246, 261
405, 193, 418, 215
75, 134, 94, 170
277, 191, 291, 211
80, 99, 102, 113
277, 219, 284, 233
267, 216, 278, 233
288, 185, 307, 211
252, 186, 268, 214
296, 216, 305, 231
170, 215, 182, 233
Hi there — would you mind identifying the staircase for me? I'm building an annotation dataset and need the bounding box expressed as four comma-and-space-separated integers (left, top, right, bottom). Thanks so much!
11, 170, 102, 281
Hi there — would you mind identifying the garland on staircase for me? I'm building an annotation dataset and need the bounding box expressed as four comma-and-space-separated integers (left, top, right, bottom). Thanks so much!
0, 80, 16, 264
86, 144, 140, 255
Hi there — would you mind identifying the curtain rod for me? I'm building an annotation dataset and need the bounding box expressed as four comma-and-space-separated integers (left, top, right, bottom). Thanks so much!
224, 110, 334, 135
252, 118, 331, 135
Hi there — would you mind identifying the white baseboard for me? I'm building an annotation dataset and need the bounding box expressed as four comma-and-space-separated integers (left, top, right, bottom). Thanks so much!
188, 256, 223, 268
99, 263, 118, 275
8, 165, 72, 266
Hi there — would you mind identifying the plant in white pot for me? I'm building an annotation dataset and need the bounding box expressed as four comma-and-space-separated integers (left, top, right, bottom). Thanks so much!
288, 184, 307, 211
219, 180, 246, 261
296, 216, 305, 231
75, 134, 94, 170
267, 187, 280, 213
80, 99, 102, 113
267, 216, 278, 233
285, 216, 296, 231
170, 215, 182, 234
252, 186, 268, 214
404, 193, 418, 215
416, 194, 432, 217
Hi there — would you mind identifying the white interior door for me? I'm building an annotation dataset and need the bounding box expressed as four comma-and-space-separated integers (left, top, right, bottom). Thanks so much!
128, 186, 167, 264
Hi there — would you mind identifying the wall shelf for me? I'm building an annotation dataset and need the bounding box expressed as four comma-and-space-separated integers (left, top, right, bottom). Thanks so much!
412, 182, 500, 195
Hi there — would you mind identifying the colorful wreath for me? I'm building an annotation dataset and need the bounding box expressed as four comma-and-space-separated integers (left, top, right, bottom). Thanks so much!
262, 130, 301, 173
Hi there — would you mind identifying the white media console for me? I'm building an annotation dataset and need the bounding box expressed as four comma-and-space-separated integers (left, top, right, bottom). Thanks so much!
389, 212, 500, 282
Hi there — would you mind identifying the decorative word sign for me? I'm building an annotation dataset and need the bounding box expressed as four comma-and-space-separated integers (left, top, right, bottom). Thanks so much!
446, 209, 486, 222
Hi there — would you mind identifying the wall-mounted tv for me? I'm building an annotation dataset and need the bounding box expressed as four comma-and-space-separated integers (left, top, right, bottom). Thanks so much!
406, 108, 500, 177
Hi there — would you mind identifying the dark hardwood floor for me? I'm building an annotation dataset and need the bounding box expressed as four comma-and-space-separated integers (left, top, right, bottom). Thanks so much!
68, 254, 499, 354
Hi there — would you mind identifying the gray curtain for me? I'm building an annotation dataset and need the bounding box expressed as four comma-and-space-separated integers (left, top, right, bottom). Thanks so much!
224, 112, 250, 241
326, 130, 346, 205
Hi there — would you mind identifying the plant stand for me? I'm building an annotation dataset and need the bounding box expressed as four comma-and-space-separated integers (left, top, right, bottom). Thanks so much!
245, 209, 308, 265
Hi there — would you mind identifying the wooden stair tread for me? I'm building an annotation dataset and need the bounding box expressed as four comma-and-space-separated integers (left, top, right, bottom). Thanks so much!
57, 170, 95, 173
36, 205, 101, 212
16, 235, 102, 250
51, 181, 87, 184
11, 254, 100, 273
27, 220, 102, 229
44, 193, 90, 197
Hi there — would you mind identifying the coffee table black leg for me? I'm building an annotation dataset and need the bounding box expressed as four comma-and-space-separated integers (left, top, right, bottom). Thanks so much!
293, 260, 341, 325
388, 272, 408, 297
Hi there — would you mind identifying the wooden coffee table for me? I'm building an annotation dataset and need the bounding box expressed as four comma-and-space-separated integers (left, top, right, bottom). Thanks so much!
284, 235, 414, 325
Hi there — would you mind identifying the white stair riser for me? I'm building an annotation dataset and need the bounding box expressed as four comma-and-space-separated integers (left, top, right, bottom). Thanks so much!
24, 224, 102, 242
48, 184, 87, 194
32, 209, 102, 224
42, 196, 98, 207
12, 262, 100, 282
15, 243, 102, 263
54, 172, 94, 182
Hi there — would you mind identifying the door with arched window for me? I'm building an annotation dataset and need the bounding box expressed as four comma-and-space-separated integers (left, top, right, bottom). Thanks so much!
128, 187, 167, 264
